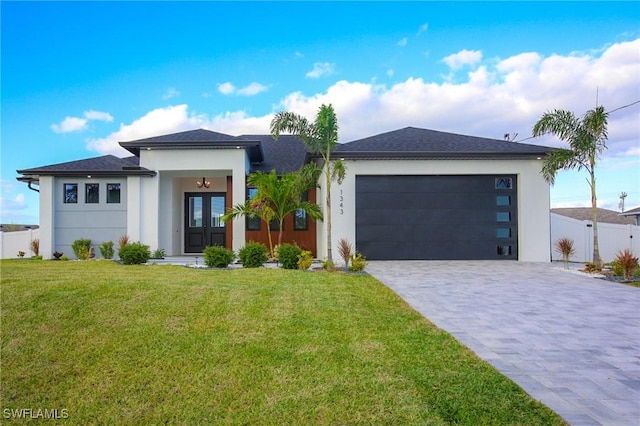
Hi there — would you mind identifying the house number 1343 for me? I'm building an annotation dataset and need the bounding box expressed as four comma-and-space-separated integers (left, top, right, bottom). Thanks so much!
339, 189, 344, 215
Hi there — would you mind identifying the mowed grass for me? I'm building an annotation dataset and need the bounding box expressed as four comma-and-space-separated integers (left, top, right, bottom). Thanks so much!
1, 260, 565, 425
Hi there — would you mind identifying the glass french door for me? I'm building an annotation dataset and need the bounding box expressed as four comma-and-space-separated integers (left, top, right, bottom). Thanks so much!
184, 193, 226, 253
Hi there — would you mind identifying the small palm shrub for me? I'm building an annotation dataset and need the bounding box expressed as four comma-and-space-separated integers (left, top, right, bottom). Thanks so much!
297, 250, 313, 271
278, 243, 302, 269
238, 242, 268, 268
72, 239, 91, 260
584, 262, 599, 273
348, 252, 367, 272
614, 249, 639, 281
337, 238, 353, 271
554, 237, 575, 267
30, 238, 40, 257
99, 241, 114, 259
118, 242, 150, 265
204, 246, 235, 268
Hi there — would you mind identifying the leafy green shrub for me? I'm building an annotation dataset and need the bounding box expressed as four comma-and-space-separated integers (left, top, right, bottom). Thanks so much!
31, 255, 43, 261
118, 242, 150, 265
348, 252, 367, 272
278, 243, 302, 269
72, 239, 91, 259
204, 246, 235, 268
323, 259, 336, 272
60, 255, 69, 261
238, 242, 268, 268
151, 248, 166, 259
297, 250, 313, 271
99, 241, 114, 259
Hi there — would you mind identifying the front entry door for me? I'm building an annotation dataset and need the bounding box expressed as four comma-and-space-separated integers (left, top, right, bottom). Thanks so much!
184, 193, 226, 253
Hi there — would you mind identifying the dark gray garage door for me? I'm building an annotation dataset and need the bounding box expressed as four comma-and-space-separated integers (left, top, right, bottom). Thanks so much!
355, 175, 518, 260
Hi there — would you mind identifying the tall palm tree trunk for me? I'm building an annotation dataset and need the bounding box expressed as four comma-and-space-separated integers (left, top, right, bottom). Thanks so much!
325, 170, 333, 263
590, 170, 603, 268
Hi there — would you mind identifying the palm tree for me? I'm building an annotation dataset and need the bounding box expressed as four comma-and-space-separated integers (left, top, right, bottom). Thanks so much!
532, 105, 609, 268
222, 165, 322, 257
271, 104, 346, 266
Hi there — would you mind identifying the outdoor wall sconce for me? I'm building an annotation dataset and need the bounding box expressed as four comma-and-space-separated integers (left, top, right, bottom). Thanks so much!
196, 177, 211, 188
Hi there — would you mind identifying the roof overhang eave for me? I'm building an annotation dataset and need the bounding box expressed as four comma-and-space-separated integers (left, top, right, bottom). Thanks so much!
119, 140, 265, 163
319, 151, 551, 160
16, 170, 157, 178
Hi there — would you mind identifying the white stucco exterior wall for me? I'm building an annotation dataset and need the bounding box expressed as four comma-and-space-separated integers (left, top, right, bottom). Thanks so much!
38, 176, 54, 259
138, 149, 248, 254
321, 158, 550, 262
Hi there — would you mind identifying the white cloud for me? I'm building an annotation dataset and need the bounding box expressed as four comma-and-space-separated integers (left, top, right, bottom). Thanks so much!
417, 23, 428, 35
386, 69, 394, 78
218, 82, 236, 95
162, 87, 180, 100
51, 110, 113, 133
397, 37, 407, 47
306, 62, 335, 79
85, 104, 273, 156
442, 49, 483, 70
51, 116, 87, 133
86, 38, 639, 171
218, 82, 268, 96
237, 82, 269, 96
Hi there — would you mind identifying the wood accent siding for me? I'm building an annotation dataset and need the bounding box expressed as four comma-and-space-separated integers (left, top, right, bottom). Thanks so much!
245, 188, 318, 257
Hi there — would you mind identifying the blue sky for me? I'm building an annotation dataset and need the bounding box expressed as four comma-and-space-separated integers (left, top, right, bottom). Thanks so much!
2, 1, 639, 224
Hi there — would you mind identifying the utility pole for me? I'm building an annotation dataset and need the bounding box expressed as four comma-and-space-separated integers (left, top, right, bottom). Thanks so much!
619, 192, 627, 212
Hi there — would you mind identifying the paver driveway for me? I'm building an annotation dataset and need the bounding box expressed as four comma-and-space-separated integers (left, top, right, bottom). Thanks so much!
366, 261, 640, 426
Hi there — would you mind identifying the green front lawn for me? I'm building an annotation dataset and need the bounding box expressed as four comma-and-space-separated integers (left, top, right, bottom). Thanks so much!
1, 260, 565, 425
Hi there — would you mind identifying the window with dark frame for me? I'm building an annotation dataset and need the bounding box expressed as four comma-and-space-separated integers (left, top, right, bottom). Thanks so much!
246, 187, 261, 231
107, 184, 121, 203
85, 183, 99, 203
294, 190, 309, 230
64, 183, 78, 203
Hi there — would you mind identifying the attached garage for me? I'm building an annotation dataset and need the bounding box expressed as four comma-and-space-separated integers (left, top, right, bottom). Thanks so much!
355, 175, 518, 260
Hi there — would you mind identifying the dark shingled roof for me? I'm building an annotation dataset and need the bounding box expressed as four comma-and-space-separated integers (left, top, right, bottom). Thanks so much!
17, 127, 556, 181
551, 208, 636, 225
334, 127, 552, 159
120, 129, 264, 162
239, 135, 311, 174
16, 155, 151, 177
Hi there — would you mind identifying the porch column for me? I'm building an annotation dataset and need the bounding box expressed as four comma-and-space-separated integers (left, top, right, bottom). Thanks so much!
231, 170, 246, 252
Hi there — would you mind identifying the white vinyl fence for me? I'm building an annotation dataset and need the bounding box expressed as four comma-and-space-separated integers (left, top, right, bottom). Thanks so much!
550, 213, 639, 263
0, 229, 41, 259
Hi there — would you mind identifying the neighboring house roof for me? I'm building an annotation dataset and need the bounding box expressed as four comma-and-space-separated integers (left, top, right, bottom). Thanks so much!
334, 127, 552, 159
551, 208, 636, 225
619, 206, 640, 217
119, 129, 264, 163
0, 224, 39, 232
16, 155, 154, 181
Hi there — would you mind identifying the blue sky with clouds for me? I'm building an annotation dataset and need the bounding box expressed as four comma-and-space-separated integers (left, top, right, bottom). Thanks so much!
2, 1, 639, 224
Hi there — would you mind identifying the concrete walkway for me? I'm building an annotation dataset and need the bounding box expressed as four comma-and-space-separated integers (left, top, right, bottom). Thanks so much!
366, 261, 640, 426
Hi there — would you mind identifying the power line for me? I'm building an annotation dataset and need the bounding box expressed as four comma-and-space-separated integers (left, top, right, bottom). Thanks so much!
513, 100, 640, 143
